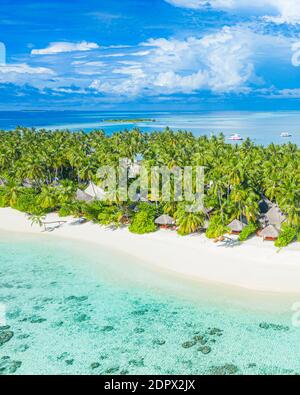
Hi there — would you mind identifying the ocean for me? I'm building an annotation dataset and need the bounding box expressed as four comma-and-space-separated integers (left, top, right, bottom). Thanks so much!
0, 232, 299, 375
1, 110, 300, 146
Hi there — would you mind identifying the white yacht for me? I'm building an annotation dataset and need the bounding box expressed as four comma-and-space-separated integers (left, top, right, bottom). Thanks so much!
228, 133, 243, 141
280, 132, 292, 138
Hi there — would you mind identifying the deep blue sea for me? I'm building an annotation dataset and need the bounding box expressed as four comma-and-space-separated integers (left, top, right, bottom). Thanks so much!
1, 110, 300, 145
0, 232, 299, 375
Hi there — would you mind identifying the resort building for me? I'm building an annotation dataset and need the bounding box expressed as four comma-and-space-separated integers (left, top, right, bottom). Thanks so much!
155, 214, 176, 229
84, 182, 106, 201
227, 219, 247, 235
259, 225, 280, 241
265, 205, 286, 228
75, 189, 94, 202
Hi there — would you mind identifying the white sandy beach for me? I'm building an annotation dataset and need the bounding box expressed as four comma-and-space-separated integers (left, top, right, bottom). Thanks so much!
0, 207, 299, 294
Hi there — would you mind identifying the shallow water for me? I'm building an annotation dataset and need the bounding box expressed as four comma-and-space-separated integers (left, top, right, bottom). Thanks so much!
1, 110, 300, 146
0, 231, 300, 375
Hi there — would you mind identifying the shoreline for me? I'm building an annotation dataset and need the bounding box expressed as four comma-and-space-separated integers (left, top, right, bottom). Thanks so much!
0, 207, 300, 295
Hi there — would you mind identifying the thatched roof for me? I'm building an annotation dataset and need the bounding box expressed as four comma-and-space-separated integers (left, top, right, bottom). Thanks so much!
75, 189, 94, 202
155, 214, 175, 226
265, 205, 286, 227
84, 182, 106, 201
260, 225, 280, 239
228, 219, 247, 232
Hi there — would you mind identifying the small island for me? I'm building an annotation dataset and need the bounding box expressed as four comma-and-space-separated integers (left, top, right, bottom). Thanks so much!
105, 118, 156, 123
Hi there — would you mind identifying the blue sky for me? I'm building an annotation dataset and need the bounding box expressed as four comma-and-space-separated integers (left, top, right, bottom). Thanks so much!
1, 0, 300, 110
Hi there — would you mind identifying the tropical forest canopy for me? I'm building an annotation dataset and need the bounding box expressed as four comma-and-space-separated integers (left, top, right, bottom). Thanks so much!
0, 127, 299, 243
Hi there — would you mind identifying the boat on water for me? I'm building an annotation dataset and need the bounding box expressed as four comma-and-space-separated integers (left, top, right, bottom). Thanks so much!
280, 132, 292, 138
228, 133, 243, 141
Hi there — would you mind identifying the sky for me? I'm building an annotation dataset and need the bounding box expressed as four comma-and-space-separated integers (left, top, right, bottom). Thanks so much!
1, 0, 300, 110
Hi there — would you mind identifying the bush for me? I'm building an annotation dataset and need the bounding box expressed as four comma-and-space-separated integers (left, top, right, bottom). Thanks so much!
275, 225, 297, 248
58, 205, 74, 217
129, 211, 157, 234
0, 189, 8, 208
82, 201, 105, 222
206, 216, 229, 239
12, 189, 39, 214
98, 205, 122, 226
238, 223, 257, 242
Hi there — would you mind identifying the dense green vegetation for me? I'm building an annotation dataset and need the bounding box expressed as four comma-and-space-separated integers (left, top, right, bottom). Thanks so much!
238, 223, 258, 242
275, 224, 298, 248
0, 127, 299, 245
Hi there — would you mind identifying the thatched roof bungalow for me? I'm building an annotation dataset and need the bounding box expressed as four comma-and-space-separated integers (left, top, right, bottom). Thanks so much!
84, 182, 106, 201
265, 205, 286, 228
227, 219, 247, 235
155, 214, 176, 229
75, 189, 94, 202
259, 225, 280, 241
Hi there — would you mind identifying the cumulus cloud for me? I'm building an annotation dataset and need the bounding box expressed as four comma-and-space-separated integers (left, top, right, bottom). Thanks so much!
165, 0, 300, 25
0, 64, 54, 75
90, 26, 255, 96
31, 41, 99, 55
0, 63, 55, 85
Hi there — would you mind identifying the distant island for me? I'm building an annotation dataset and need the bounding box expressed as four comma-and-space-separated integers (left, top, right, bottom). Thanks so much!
105, 118, 156, 123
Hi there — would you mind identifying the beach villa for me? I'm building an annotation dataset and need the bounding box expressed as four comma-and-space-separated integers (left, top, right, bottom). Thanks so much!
227, 219, 247, 235
155, 214, 176, 229
76, 188, 94, 202
84, 182, 106, 201
259, 225, 280, 241
264, 205, 286, 228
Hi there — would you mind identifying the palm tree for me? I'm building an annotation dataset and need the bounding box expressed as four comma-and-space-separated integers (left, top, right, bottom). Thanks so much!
175, 204, 205, 236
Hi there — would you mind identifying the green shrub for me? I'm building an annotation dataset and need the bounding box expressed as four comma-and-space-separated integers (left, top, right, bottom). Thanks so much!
275, 225, 297, 248
0, 189, 8, 208
206, 216, 229, 239
238, 223, 257, 242
82, 201, 105, 221
98, 205, 122, 226
12, 189, 39, 214
129, 211, 156, 234
58, 205, 74, 217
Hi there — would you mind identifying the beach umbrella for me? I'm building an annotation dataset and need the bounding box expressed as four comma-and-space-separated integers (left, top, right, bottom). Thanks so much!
155, 214, 176, 226
265, 205, 286, 228
259, 225, 280, 241
84, 182, 106, 201
75, 189, 94, 202
227, 219, 247, 234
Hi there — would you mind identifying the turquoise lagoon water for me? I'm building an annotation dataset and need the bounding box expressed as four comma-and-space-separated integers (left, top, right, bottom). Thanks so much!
1, 110, 300, 146
0, 231, 300, 375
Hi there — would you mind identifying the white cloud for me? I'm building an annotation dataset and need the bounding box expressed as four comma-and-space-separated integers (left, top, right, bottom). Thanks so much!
274, 88, 300, 98
165, 0, 300, 25
0, 63, 55, 85
31, 41, 99, 55
90, 26, 256, 96
165, 0, 207, 9
0, 63, 54, 75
